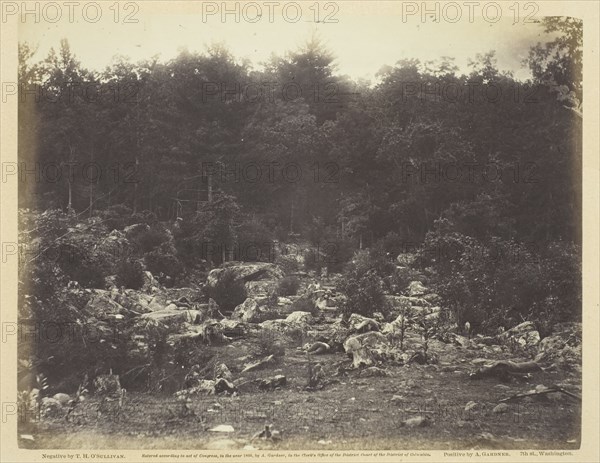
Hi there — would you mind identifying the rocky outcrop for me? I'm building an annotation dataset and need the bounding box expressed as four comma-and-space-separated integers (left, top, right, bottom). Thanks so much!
231, 298, 271, 323
206, 262, 283, 290
535, 322, 582, 371
343, 331, 392, 368
497, 321, 540, 348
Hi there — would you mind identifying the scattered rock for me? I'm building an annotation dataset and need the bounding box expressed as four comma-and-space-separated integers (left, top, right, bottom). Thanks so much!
464, 401, 479, 412
257, 375, 287, 390
220, 319, 247, 337
492, 403, 510, 414
209, 425, 235, 433
286, 311, 313, 324
497, 321, 540, 348
232, 298, 267, 323
242, 355, 276, 373
343, 332, 392, 368
52, 393, 71, 406
83, 290, 130, 319
214, 378, 237, 395
358, 366, 388, 377
402, 415, 431, 427
141, 308, 199, 324
214, 363, 233, 381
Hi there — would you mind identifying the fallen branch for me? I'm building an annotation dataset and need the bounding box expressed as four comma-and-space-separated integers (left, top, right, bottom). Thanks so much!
499, 386, 581, 403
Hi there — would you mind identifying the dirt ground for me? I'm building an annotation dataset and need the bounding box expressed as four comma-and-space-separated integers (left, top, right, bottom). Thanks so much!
20, 327, 581, 451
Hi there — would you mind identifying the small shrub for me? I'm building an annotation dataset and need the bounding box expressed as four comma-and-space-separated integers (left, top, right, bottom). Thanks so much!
206, 269, 247, 313
134, 227, 170, 253
277, 276, 300, 296
256, 329, 285, 358
303, 248, 322, 273
338, 257, 389, 318
275, 254, 300, 275
102, 204, 133, 231
145, 243, 182, 280
115, 259, 145, 290
55, 242, 108, 288
322, 238, 356, 273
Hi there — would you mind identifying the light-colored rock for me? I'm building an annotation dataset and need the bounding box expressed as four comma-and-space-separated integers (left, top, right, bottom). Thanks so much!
493, 403, 510, 414
206, 262, 283, 290
408, 281, 427, 297
257, 374, 287, 390
209, 425, 235, 433
498, 321, 540, 348
402, 415, 431, 427
286, 311, 313, 324
214, 363, 232, 381
464, 401, 479, 412
83, 290, 129, 319
220, 319, 247, 337
141, 309, 199, 323
343, 332, 392, 368
242, 355, 276, 373
231, 298, 264, 323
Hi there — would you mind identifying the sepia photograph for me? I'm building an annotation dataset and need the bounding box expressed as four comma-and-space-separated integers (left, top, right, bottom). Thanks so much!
1, 1, 598, 461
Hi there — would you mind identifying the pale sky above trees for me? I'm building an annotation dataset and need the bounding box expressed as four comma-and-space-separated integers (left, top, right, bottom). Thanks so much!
19, 3, 559, 82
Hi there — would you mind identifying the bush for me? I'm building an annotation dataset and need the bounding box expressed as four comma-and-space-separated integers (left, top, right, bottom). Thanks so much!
338, 257, 389, 318
115, 259, 145, 290
274, 254, 300, 275
321, 237, 355, 273
145, 242, 182, 280
206, 269, 247, 313
277, 276, 300, 296
133, 227, 170, 254
55, 242, 109, 289
419, 224, 582, 334
256, 329, 285, 358
102, 204, 132, 231
236, 217, 274, 262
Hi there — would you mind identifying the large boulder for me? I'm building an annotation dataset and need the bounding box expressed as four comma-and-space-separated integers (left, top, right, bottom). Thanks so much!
206, 262, 283, 290
497, 321, 540, 348
231, 298, 269, 323
343, 332, 392, 368
220, 319, 248, 337
286, 311, 313, 325
123, 223, 150, 238
141, 308, 199, 324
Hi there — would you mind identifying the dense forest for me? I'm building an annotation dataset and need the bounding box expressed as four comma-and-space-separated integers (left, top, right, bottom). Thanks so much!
18, 17, 582, 339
